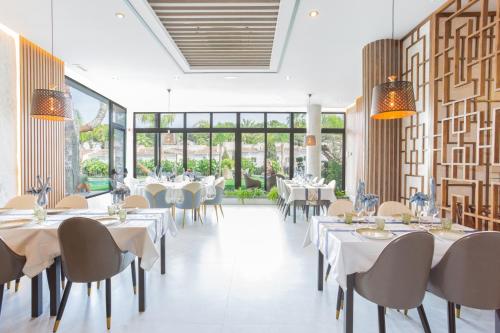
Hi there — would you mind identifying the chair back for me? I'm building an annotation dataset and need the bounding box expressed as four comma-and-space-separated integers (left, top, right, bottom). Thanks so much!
55, 195, 88, 209
327, 199, 353, 216
4, 195, 37, 209
58, 217, 124, 282
177, 182, 202, 209
144, 183, 171, 208
123, 195, 149, 209
428, 231, 500, 310
378, 201, 411, 216
0, 238, 25, 284
317, 178, 325, 185
354, 231, 434, 309
204, 175, 215, 185
327, 180, 336, 189
207, 178, 225, 204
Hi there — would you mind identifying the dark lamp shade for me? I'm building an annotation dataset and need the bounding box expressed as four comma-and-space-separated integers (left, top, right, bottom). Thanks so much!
305, 135, 316, 146
370, 80, 416, 120
31, 88, 72, 121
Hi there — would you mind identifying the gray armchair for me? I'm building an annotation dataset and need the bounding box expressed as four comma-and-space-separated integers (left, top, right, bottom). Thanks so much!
244, 173, 261, 189
0, 239, 25, 317
353, 232, 434, 333
54, 217, 136, 332
427, 231, 500, 333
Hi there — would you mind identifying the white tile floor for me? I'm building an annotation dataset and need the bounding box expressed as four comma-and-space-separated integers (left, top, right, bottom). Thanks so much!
0, 204, 494, 333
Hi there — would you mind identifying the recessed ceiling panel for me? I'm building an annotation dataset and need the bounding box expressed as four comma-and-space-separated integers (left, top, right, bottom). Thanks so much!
147, 0, 279, 69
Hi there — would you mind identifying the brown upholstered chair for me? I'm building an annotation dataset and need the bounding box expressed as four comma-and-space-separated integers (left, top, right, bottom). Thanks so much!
427, 231, 500, 333
54, 217, 136, 332
0, 239, 25, 316
244, 173, 261, 189
352, 232, 434, 333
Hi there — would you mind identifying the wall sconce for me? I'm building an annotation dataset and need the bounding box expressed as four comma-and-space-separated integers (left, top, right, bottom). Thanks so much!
305, 135, 317, 146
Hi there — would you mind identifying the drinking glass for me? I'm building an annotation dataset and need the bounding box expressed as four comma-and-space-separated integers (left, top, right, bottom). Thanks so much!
375, 218, 385, 231
365, 204, 376, 219
441, 218, 452, 231
344, 212, 353, 225
118, 208, 127, 223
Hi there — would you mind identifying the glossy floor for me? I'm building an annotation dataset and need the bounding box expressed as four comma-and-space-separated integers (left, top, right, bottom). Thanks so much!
1, 204, 494, 332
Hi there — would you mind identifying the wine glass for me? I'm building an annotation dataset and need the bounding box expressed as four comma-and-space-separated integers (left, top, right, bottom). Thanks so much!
365, 203, 376, 223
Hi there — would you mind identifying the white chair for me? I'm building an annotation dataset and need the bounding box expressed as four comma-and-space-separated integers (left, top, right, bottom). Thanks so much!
4, 195, 37, 209
317, 178, 325, 186
55, 195, 88, 209
312, 177, 319, 183
327, 180, 336, 189
378, 201, 411, 217
203, 175, 215, 185
327, 199, 354, 216
122, 195, 149, 209
175, 175, 185, 182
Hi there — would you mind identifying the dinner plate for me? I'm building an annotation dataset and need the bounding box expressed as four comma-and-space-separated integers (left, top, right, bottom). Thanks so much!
47, 208, 69, 215
95, 217, 120, 226
356, 228, 395, 240
429, 228, 464, 241
0, 219, 32, 229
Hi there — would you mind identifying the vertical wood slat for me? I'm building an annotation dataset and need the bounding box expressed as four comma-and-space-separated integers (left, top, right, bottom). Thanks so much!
19, 37, 65, 208
362, 39, 402, 203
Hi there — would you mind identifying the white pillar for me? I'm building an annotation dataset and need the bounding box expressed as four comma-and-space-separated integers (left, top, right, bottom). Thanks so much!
306, 104, 321, 177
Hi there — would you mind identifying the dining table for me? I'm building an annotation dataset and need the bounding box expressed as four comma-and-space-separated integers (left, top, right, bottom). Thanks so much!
283, 179, 336, 223
0, 208, 177, 317
130, 178, 216, 204
303, 215, 489, 333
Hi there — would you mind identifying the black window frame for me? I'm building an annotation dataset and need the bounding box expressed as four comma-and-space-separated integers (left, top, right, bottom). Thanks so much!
133, 111, 345, 191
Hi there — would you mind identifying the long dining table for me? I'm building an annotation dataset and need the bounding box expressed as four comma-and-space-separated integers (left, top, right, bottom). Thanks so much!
283, 180, 336, 223
303, 215, 498, 333
0, 208, 177, 317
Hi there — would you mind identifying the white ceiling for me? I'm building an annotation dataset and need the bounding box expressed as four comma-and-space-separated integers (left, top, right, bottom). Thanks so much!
0, 0, 446, 113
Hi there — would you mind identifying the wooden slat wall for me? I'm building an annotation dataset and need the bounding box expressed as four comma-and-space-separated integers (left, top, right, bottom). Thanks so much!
19, 37, 65, 208
362, 39, 401, 202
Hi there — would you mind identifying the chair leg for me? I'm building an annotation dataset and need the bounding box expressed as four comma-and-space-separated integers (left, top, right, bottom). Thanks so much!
131, 260, 137, 295
214, 205, 219, 223
198, 208, 204, 224
0, 283, 4, 316
378, 305, 386, 333
61, 266, 65, 289
336, 286, 343, 320
417, 305, 431, 333
182, 210, 186, 228
97, 280, 101, 289
15, 278, 20, 292
105, 278, 111, 330
447, 301, 456, 333
53, 281, 72, 332
455, 304, 461, 318
87, 283, 92, 296
218, 205, 224, 217
325, 264, 332, 281
6, 281, 10, 290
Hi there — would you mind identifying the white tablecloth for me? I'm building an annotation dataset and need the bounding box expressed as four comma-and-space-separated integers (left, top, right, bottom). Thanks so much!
284, 181, 336, 204
304, 216, 475, 289
0, 208, 176, 278
133, 181, 216, 203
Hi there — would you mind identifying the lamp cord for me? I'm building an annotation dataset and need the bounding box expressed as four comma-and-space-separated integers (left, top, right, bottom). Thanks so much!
391, 0, 395, 40
50, 0, 54, 88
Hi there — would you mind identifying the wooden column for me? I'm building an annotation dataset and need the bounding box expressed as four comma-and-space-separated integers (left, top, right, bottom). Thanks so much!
19, 37, 66, 207
362, 39, 401, 202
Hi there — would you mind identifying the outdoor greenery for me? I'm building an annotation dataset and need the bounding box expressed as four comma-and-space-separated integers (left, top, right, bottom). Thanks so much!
82, 158, 108, 176
267, 186, 279, 202
226, 188, 266, 203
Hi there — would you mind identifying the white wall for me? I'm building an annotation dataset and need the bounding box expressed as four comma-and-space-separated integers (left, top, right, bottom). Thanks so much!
0, 27, 18, 206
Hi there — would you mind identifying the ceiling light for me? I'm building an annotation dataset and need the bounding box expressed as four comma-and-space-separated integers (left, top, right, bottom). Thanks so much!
224, 76, 239, 80
286, 75, 291, 81
174, 75, 180, 80
72, 64, 88, 72
111, 76, 119, 80
308, 10, 319, 17
115, 12, 125, 19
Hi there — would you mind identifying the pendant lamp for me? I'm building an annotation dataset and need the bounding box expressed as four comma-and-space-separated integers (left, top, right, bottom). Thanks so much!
31, 0, 72, 121
305, 93, 317, 146
370, 0, 416, 120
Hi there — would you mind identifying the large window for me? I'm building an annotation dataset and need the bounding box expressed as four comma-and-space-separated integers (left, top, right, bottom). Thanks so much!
133, 112, 345, 193
66, 78, 127, 196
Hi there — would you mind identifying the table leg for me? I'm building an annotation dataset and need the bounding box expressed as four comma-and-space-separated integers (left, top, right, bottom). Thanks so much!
31, 273, 43, 318
317, 250, 324, 291
160, 235, 166, 275
293, 203, 296, 224
344, 274, 355, 333
46, 257, 61, 316
138, 258, 146, 312
495, 309, 500, 333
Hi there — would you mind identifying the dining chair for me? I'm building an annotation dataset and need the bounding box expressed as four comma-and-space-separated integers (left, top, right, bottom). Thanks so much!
54, 217, 137, 332
144, 183, 174, 218
427, 231, 500, 333
377, 201, 411, 217
175, 182, 203, 228
351, 232, 434, 333
0, 238, 26, 313
3, 195, 37, 210
317, 178, 325, 185
55, 195, 88, 209
122, 195, 149, 209
203, 177, 225, 222
327, 180, 336, 188
327, 199, 353, 216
